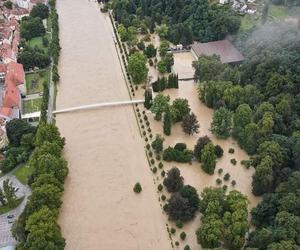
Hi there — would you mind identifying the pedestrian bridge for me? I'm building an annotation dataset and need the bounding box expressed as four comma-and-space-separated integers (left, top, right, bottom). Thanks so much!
53, 99, 144, 114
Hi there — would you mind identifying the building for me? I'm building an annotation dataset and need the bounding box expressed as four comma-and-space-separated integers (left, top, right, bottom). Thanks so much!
191, 39, 244, 64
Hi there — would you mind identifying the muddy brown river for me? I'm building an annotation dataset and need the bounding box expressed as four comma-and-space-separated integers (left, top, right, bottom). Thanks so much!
55, 1, 170, 249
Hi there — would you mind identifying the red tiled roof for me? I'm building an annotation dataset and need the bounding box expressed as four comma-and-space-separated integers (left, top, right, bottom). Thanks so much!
10, 8, 29, 16
3, 83, 20, 108
0, 107, 11, 117
191, 40, 244, 64
0, 44, 13, 61
6, 62, 24, 85
0, 64, 7, 73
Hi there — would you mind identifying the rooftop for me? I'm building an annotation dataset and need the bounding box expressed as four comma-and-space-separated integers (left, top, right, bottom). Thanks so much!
191, 40, 244, 64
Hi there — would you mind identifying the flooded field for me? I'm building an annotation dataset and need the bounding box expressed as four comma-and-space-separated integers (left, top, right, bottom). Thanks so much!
55, 0, 170, 249
141, 80, 261, 248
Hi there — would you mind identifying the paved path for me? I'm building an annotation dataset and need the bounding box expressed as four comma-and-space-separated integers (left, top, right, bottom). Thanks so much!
23, 93, 42, 101
0, 172, 31, 248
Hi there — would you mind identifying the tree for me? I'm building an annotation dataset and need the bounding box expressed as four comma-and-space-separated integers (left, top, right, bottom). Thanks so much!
6, 119, 35, 147
182, 112, 200, 135
144, 88, 152, 109
144, 44, 157, 58
24, 207, 65, 249
211, 107, 232, 139
166, 185, 199, 222
201, 143, 217, 175
150, 93, 170, 121
163, 167, 184, 192
30, 3, 49, 19
20, 16, 45, 40
35, 123, 65, 149
233, 104, 252, 142
193, 55, 225, 82
252, 156, 274, 196
28, 184, 62, 213
159, 40, 169, 57
194, 136, 212, 161
196, 214, 223, 248
151, 134, 164, 153
171, 98, 190, 122
157, 60, 167, 73
128, 52, 148, 84
267, 241, 299, 250
163, 107, 172, 136
156, 24, 168, 38
3, 0, 13, 9
2, 179, 18, 207
117, 24, 128, 41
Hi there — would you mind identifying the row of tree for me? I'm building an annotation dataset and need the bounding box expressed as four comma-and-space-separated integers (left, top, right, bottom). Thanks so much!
152, 74, 178, 92
12, 123, 67, 249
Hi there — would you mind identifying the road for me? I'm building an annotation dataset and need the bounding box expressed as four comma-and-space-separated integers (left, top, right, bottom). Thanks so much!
0, 173, 31, 248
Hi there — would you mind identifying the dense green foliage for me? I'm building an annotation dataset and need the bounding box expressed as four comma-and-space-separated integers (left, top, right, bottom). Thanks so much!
128, 52, 148, 84
30, 3, 49, 19
163, 145, 193, 163
182, 112, 200, 135
200, 142, 217, 175
12, 123, 67, 249
18, 46, 51, 71
197, 23, 300, 249
112, 0, 240, 44
196, 188, 248, 249
152, 74, 178, 92
20, 16, 45, 40
151, 134, 164, 153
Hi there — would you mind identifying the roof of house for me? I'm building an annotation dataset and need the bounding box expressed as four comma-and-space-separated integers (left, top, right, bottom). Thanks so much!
191, 40, 244, 64
3, 83, 20, 108
10, 8, 29, 16
6, 61, 25, 85
0, 63, 7, 73
0, 107, 11, 117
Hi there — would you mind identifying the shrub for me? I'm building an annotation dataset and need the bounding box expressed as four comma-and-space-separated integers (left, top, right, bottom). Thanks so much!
147, 128, 151, 132
184, 245, 190, 250
156, 154, 161, 161
170, 228, 176, 234
174, 143, 187, 152
152, 167, 157, 173
176, 220, 183, 229
158, 184, 163, 191
231, 180, 236, 186
150, 159, 155, 165
218, 168, 223, 174
231, 158, 237, 165
194, 136, 212, 161
216, 178, 222, 185
224, 173, 231, 181
133, 182, 142, 193
163, 146, 193, 163
149, 151, 153, 157
214, 145, 224, 158
180, 232, 186, 240
146, 144, 150, 150
223, 185, 228, 191
229, 148, 235, 154
175, 241, 179, 246
146, 121, 150, 126
161, 170, 165, 177
144, 115, 148, 121
141, 125, 145, 129
241, 159, 252, 169
145, 137, 148, 142
161, 194, 166, 201
142, 110, 145, 114
151, 135, 164, 154
158, 162, 163, 169
149, 134, 153, 139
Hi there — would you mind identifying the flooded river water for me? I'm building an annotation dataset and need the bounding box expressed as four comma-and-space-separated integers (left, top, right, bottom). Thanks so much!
55, 1, 170, 249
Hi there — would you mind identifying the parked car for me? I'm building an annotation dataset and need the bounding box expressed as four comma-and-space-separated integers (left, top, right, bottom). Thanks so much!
7, 214, 14, 219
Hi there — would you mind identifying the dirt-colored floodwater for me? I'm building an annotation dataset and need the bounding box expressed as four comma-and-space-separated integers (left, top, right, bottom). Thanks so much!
55, 1, 171, 249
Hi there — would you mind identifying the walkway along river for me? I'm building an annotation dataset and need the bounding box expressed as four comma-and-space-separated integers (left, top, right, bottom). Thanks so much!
56, 0, 171, 249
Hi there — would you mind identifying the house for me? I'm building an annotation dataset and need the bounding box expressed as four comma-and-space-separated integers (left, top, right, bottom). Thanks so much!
9, 8, 29, 20
191, 39, 244, 64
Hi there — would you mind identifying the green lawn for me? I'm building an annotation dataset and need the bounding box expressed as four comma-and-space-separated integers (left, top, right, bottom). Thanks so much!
13, 165, 34, 185
268, 4, 288, 20
26, 69, 50, 95
240, 14, 260, 32
0, 197, 24, 215
28, 34, 51, 53
23, 98, 43, 114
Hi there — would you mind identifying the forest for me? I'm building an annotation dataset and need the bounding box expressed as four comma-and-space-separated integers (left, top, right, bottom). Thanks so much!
112, 0, 241, 44
194, 23, 300, 249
